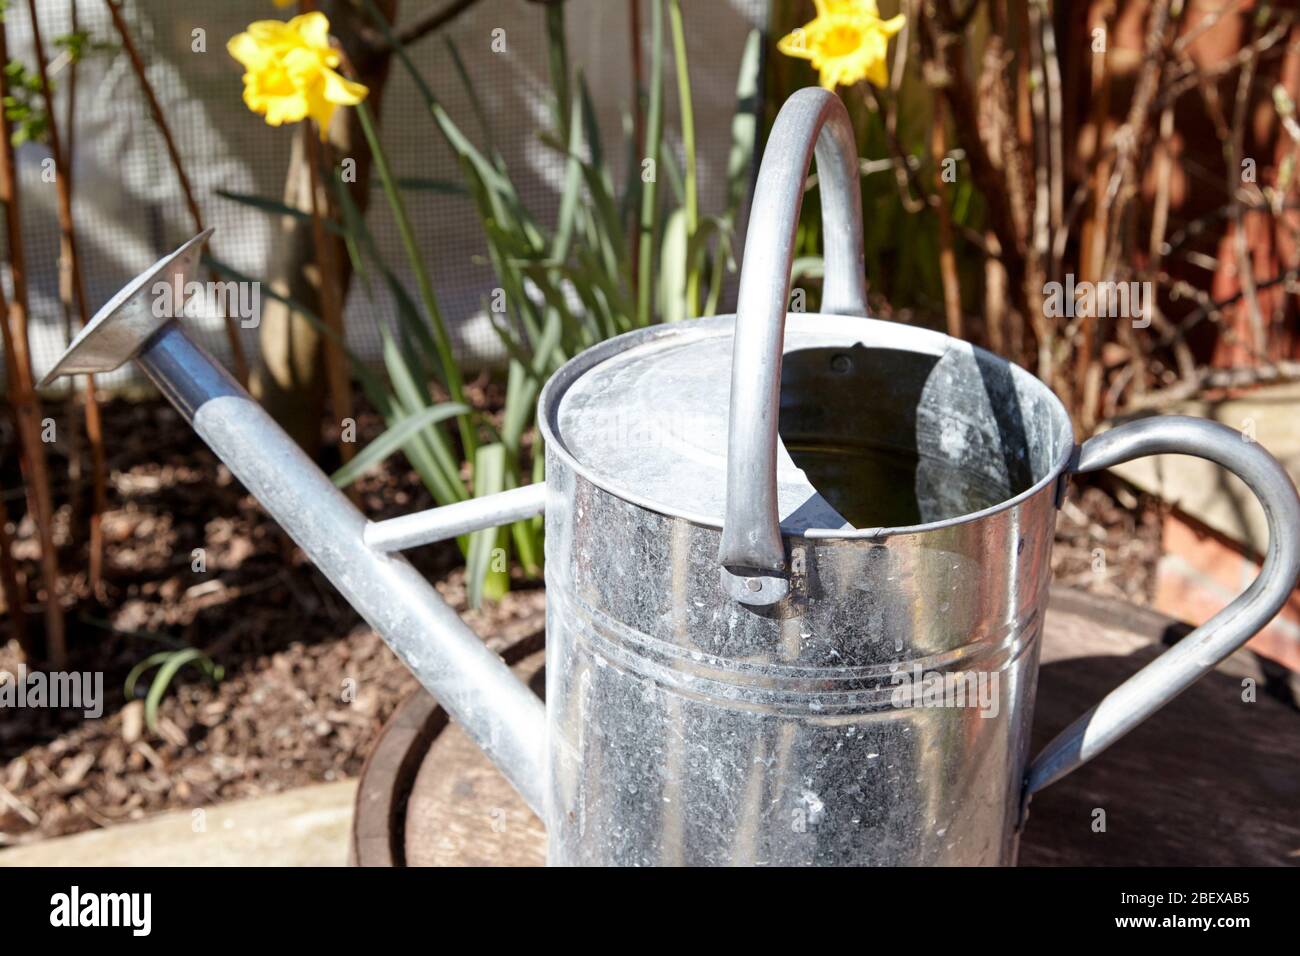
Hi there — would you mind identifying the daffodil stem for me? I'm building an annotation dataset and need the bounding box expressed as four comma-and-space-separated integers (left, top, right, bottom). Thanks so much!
668, 0, 699, 318
354, 99, 476, 462
636, 0, 665, 328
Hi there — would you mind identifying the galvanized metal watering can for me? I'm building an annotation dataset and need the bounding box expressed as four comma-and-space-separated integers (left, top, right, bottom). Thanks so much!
44, 89, 1300, 865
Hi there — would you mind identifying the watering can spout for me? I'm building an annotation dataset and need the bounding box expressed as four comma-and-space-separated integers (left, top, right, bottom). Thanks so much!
39, 232, 548, 816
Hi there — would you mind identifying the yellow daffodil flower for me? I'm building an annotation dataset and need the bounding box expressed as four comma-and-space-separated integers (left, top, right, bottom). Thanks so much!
777, 0, 906, 91
227, 12, 368, 139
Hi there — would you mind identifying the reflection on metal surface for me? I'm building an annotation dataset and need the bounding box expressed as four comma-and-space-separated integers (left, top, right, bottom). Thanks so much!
541, 435, 1055, 863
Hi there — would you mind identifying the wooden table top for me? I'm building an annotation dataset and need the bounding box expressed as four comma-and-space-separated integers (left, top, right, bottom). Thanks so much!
351, 587, 1300, 867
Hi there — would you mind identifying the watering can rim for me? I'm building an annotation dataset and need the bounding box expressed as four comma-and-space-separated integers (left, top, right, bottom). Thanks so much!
537, 311, 1077, 541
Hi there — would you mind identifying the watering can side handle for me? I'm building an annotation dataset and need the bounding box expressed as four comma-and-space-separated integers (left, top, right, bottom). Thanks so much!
363, 483, 547, 553
1024, 415, 1300, 799
718, 87, 868, 606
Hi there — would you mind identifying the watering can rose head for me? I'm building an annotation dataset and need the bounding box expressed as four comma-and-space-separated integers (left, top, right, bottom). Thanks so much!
777, 0, 906, 91
227, 11, 368, 139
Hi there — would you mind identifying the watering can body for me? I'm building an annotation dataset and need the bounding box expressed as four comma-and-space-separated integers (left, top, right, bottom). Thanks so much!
539, 317, 1060, 865
40, 88, 1300, 867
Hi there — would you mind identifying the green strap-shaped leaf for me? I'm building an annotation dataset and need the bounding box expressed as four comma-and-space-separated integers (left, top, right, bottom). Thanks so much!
144, 649, 210, 732
125, 649, 223, 733
393, 176, 468, 196
466, 443, 507, 608
331, 401, 469, 488
659, 208, 689, 324
214, 189, 345, 237
726, 30, 761, 221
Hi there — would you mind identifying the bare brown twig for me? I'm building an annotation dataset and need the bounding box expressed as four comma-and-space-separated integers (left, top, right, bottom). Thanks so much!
1125, 360, 1300, 410
355, 0, 484, 67
1158, 14, 1293, 109
0, 13, 65, 665
1038, 0, 1064, 280
103, 0, 249, 385
860, 83, 925, 213
1227, 11, 1266, 358
396, 0, 482, 47
1146, 101, 1194, 387
902, 0, 1296, 426
931, 93, 961, 337
27, 0, 108, 608
918, 0, 1032, 344
1101, 0, 1173, 280
0, 483, 27, 654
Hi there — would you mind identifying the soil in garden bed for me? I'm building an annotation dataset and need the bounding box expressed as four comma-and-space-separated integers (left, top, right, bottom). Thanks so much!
0, 392, 1161, 845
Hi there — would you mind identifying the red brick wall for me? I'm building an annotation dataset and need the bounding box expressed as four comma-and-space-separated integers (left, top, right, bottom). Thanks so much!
1155, 512, 1300, 672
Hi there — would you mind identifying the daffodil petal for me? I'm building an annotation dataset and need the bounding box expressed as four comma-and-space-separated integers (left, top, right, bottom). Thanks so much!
828, 0, 880, 13
246, 20, 292, 43
288, 12, 332, 50
322, 68, 368, 106
880, 14, 906, 36
226, 32, 266, 70
865, 57, 889, 87
777, 30, 815, 59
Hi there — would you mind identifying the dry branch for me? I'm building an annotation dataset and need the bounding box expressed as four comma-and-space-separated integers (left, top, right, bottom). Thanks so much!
27, 0, 107, 606
1126, 360, 1300, 410
918, 1, 1031, 334
0, 14, 64, 665
103, 0, 249, 384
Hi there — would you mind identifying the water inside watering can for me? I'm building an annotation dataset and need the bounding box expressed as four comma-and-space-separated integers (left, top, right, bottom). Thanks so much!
780, 440, 1006, 527
779, 345, 1044, 529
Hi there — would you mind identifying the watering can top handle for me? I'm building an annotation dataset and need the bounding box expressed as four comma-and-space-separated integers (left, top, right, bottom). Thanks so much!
718, 87, 868, 606
1024, 415, 1300, 802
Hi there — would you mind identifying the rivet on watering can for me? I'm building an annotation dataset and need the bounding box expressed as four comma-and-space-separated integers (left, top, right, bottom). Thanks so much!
744, 578, 762, 592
